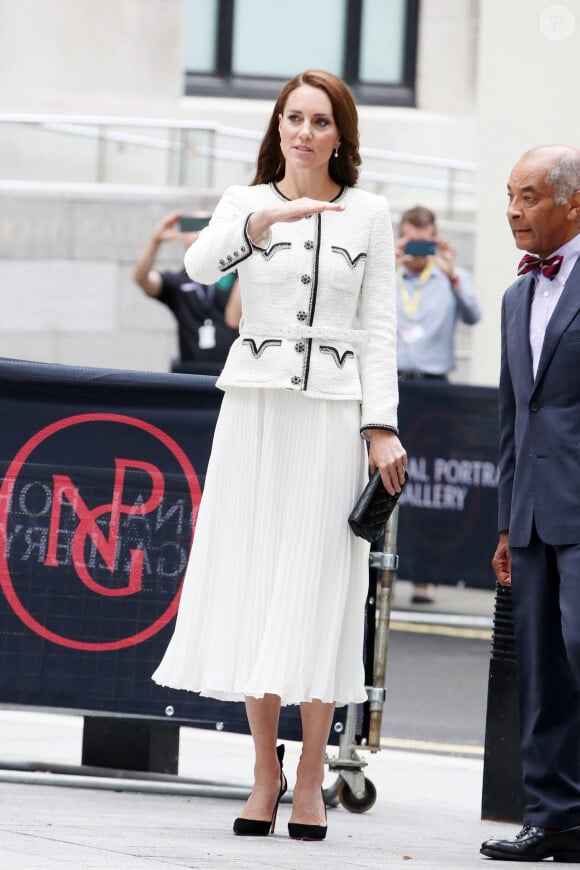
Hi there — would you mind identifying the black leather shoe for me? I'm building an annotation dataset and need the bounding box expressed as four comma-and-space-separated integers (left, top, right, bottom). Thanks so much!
480, 824, 580, 861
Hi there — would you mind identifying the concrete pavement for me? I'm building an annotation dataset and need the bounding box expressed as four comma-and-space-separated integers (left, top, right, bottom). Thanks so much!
392, 578, 495, 625
0, 582, 515, 869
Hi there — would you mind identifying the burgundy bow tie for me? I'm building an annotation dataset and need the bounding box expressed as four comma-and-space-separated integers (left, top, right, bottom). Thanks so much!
518, 253, 563, 280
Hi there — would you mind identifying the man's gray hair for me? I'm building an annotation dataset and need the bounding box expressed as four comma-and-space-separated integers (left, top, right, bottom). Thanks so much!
547, 154, 580, 204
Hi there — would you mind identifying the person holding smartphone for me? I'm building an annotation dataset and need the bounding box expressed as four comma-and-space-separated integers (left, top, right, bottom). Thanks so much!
133, 210, 240, 374
395, 205, 480, 382
395, 205, 480, 604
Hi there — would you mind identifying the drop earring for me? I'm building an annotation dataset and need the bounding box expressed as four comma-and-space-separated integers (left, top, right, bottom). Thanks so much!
334, 145, 339, 158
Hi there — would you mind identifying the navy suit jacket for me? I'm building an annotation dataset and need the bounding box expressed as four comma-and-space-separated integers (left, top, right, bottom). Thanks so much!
498, 256, 580, 547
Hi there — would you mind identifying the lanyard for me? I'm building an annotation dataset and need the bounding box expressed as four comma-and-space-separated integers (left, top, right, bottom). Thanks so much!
182, 281, 216, 319
398, 262, 434, 320
193, 283, 215, 316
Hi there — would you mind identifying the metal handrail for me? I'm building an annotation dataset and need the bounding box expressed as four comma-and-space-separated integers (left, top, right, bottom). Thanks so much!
0, 113, 476, 215
0, 112, 264, 137
193, 144, 475, 191
0, 111, 474, 167
360, 146, 475, 172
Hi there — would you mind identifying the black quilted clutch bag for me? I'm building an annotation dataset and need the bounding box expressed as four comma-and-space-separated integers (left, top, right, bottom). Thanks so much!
348, 470, 408, 542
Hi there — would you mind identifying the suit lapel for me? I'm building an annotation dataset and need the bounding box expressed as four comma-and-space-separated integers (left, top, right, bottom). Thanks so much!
513, 274, 535, 389
533, 257, 580, 389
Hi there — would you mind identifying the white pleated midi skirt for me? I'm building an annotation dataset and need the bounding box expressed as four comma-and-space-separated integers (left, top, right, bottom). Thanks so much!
152, 387, 370, 706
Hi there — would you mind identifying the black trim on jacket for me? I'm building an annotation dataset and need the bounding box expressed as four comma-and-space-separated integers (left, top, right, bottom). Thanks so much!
320, 346, 355, 368
242, 338, 283, 358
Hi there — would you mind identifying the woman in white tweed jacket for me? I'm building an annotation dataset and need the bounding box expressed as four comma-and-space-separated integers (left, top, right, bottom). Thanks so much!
186, 181, 398, 431
153, 69, 406, 841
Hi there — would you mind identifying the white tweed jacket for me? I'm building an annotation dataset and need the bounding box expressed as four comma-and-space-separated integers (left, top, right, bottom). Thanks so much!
184, 182, 398, 434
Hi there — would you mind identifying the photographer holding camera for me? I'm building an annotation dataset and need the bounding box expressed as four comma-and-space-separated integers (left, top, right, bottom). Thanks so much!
395, 205, 480, 382
133, 210, 240, 374
395, 205, 480, 604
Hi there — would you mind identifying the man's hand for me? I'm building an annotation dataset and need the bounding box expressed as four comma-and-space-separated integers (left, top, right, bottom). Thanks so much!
492, 531, 511, 586
394, 235, 408, 268
434, 235, 459, 287
134, 210, 184, 296
152, 210, 183, 244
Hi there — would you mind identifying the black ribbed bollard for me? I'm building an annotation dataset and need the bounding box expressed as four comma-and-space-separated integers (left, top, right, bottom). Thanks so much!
481, 584, 525, 822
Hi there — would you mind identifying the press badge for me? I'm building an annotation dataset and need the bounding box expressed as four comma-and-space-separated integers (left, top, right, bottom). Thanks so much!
401, 323, 426, 344
198, 319, 216, 349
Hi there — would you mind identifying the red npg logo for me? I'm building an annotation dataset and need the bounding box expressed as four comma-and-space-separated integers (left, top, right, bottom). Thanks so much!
0, 413, 201, 651
45, 457, 165, 597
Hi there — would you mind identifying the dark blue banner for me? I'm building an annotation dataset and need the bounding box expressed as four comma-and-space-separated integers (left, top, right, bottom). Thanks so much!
0, 358, 346, 741
397, 379, 499, 590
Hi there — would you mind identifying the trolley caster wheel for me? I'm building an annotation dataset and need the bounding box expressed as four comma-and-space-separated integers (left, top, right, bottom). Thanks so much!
337, 777, 377, 813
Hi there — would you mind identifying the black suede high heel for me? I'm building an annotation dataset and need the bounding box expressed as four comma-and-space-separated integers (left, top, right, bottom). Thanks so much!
233, 744, 287, 836
288, 787, 328, 841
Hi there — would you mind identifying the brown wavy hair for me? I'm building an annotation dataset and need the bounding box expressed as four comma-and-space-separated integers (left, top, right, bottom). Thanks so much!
251, 69, 361, 188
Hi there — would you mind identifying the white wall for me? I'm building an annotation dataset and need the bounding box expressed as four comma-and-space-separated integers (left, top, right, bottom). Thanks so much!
416, 0, 479, 115
0, 0, 183, 111
472, 0, 580, 386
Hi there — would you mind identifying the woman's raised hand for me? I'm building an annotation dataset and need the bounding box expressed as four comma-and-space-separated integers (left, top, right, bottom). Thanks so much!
274, 198, 345, 223
247, 199, 344, 244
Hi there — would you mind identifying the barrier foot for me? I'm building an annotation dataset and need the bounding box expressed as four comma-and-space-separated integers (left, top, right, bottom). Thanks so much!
81, 716, 179, 775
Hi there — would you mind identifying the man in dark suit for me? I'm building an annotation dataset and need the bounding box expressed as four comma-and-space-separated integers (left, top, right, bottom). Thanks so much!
481, 145, 580, 861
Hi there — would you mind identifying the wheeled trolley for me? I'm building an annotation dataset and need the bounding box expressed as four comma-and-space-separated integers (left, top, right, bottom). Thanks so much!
324, 504, 400, 813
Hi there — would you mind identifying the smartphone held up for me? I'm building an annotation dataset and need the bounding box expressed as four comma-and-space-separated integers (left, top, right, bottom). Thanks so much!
179, 215, 210, 232
404, 239, 436, 257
